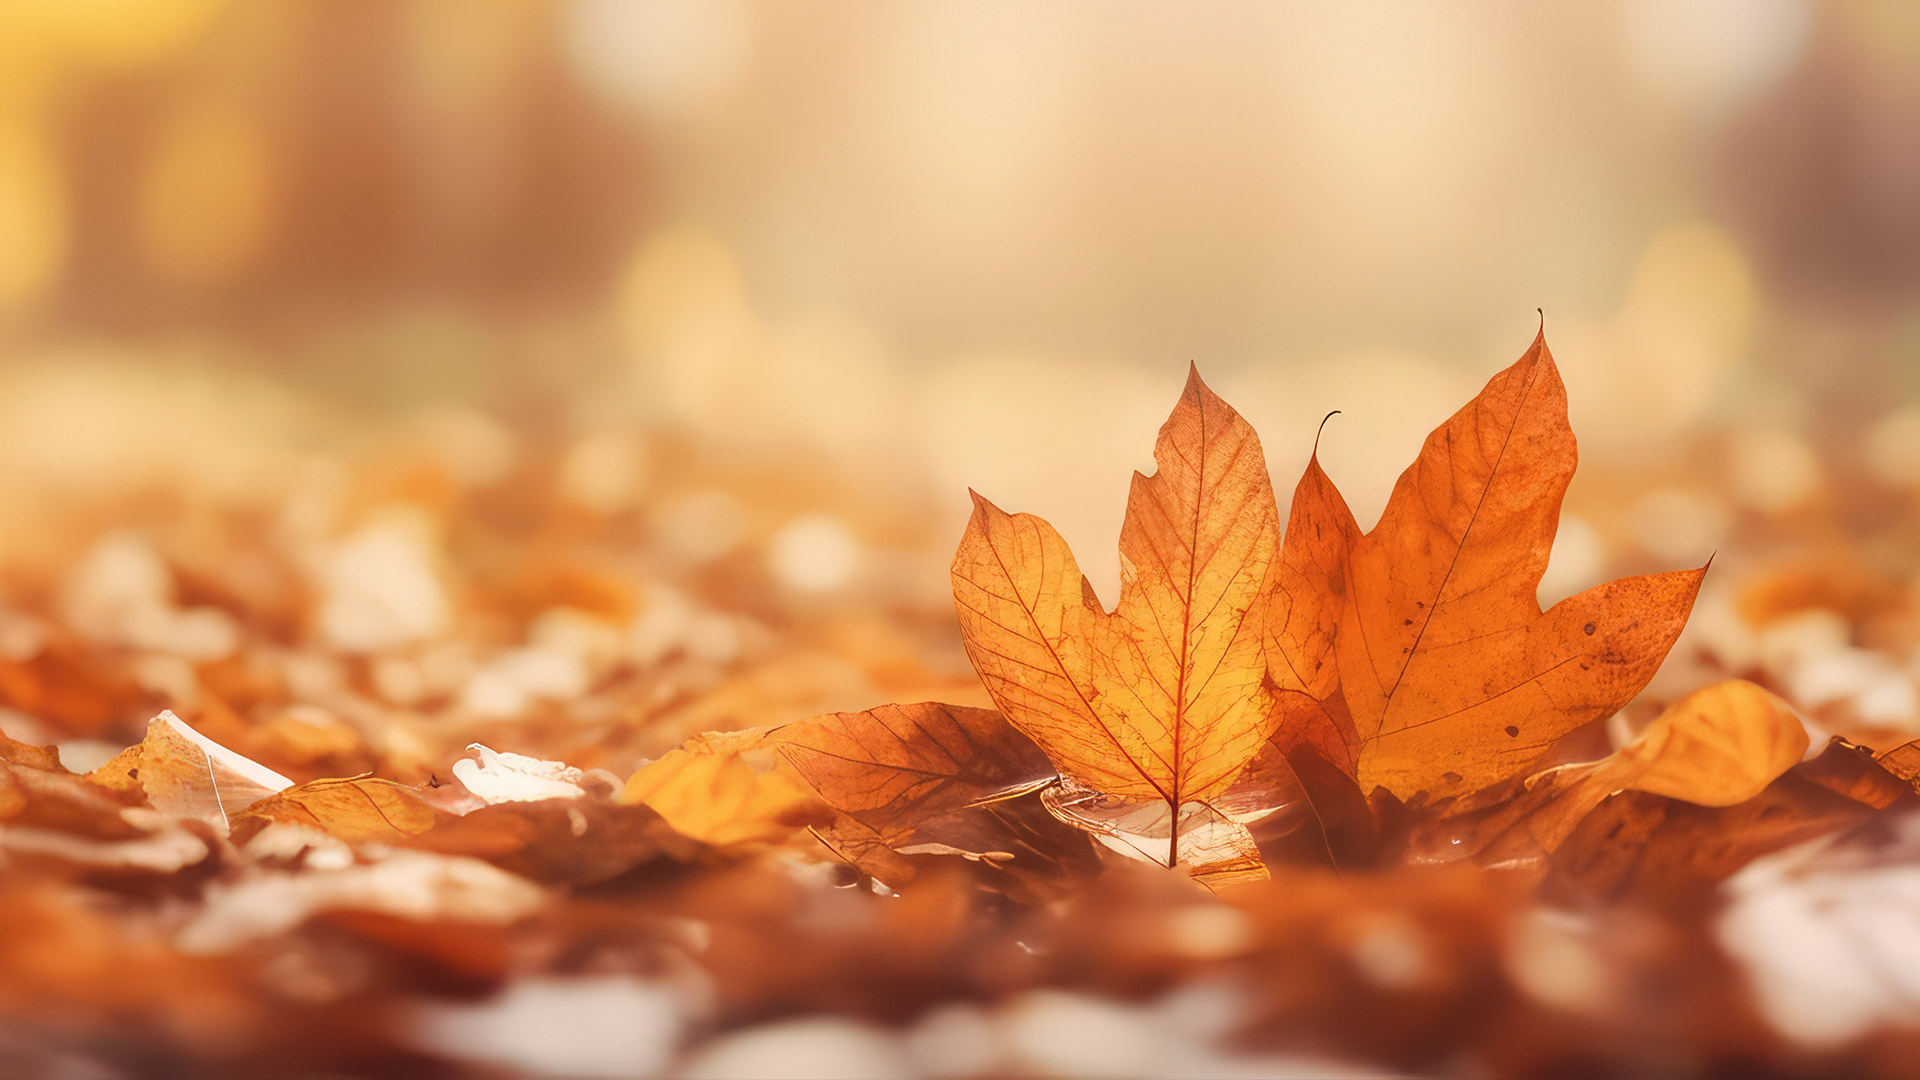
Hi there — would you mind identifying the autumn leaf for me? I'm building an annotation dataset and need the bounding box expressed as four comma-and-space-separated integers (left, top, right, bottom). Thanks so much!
629, 704, 1095, 898
0, 730, 146, 841
1262, 433, 1363, 779
1408, 679, 1809, 869
91, 710, 294, 831
412, 799, 694, 886
1541, 737, 1911, 905
0, 730, 64, 774
622, 727, 833, 847
237, 748, 693, 886
1229, 736, 1386, 870
778, 702, 1104, 887
778, 702, 1059, 829
233, 775, 458, 845
1874, 739, 1920, 795
1293, 331, 1706, 799
951, 367, 1281, 874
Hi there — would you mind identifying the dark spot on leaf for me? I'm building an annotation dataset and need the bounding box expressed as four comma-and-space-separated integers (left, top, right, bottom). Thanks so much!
1583, 621, 1596, 636
1403, 618, 1413, 626
1504, 725, 1520, 737
1441, 770, 1462, 784
128, 768, 139, 779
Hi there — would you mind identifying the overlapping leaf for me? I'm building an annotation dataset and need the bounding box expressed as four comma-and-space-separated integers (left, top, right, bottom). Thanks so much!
756, 332, 1717, 888
1293, 333, 1706, 799
1407, 679, 1810, 870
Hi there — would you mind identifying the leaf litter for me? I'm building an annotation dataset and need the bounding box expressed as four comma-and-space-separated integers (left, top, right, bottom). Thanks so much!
4, 332, 1920, 1077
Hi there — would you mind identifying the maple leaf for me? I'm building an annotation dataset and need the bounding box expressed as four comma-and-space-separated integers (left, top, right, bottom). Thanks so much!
951, 367, 1281, 873
1275, 331, 1707, 799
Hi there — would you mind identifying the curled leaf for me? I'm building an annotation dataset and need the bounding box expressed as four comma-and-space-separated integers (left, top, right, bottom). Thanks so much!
1542, 738, 1909, 906
90, 710, 292, 831
1410, 679, 1811, 869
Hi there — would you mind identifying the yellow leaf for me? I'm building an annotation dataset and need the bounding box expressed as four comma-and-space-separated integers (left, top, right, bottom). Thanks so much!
621, 728, 830, 848
951, 368, 1280, 871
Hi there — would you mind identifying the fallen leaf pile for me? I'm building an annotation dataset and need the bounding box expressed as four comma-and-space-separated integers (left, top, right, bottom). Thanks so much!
7, 332, 1920, 1077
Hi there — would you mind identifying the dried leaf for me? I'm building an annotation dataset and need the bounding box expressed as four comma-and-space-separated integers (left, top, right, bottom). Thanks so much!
1407, 680, 1807, 871
951, 368, 1280, 873
1264, 439, 1363, 778
621, 728, 832, 847
412, 798, 694, 886
1874, 739, 1920, 795
1233, 737, 1383, 869
237, 759, 688, 886
1542, 738, 1906, 906
90, 710, 293, 831
1320, 333, 1705, 799
232, 775, 455, 845
1600, 680, 1809, 807
779, 703, 1101, 897
778, 702, 1057, 829
0, 730, 65, 773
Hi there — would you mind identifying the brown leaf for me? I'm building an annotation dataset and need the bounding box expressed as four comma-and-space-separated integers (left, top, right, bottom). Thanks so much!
0, 732, 146, 841
778, 703, 1101, 897
778, 702, 1057, 830
1874, 738, 1920, 795
236, 764, 691, 886
232, 775, 456, 845
0, 730, 65, 773
1409, 680, 1810, 870
412, 799, 694, 886
1541, 738, 1905, 906
1234, 737, 1384, 869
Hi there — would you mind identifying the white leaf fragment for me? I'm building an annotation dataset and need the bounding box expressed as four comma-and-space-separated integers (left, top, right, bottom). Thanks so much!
451, 743, 588, 804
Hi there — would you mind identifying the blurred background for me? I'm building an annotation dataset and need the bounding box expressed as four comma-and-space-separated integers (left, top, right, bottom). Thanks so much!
8, 6, 1920, 1075
3, 0, 1920, 756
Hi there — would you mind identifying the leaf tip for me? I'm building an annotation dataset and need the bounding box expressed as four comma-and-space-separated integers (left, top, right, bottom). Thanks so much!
1313, 410, 1341, 459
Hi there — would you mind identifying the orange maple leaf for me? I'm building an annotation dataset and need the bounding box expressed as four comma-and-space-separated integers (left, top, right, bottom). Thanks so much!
951, 368, 1281, 873
1272, 331, 1706, 799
